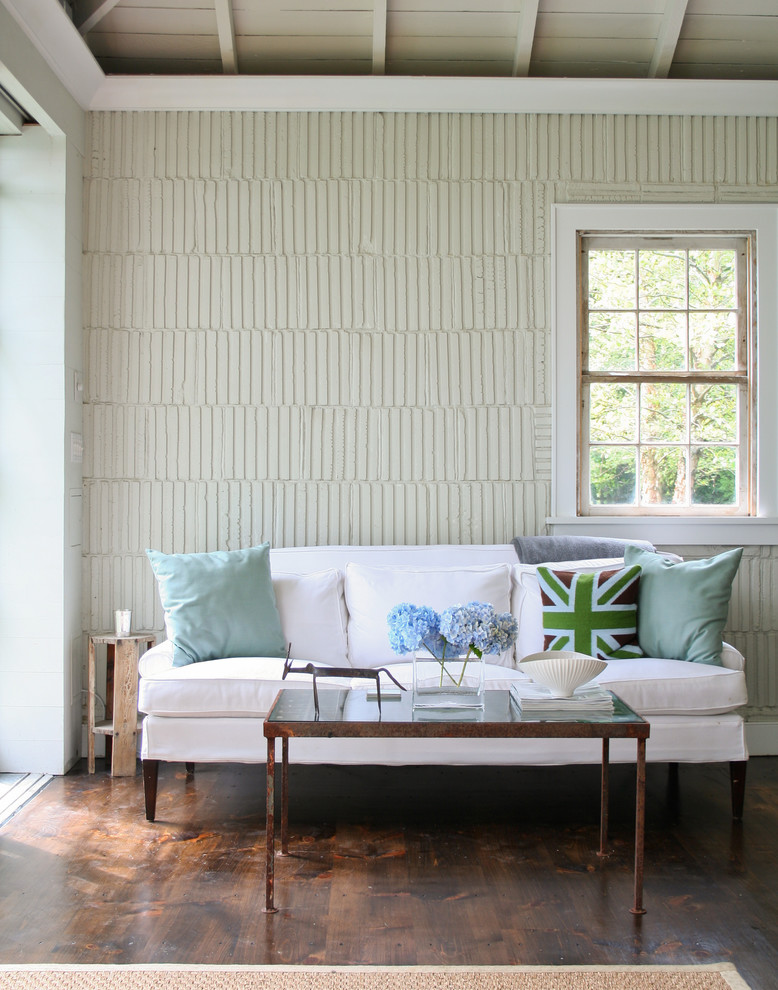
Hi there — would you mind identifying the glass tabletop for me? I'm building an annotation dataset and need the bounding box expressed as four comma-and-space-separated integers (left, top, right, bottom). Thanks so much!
266, 687, 647, 728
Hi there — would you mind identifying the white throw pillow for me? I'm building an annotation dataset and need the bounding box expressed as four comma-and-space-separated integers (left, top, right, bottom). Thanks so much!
345, 563, 513, 669
273, 568, 349, 667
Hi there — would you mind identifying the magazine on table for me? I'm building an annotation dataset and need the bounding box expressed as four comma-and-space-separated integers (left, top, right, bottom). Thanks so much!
510, 680, 614, 717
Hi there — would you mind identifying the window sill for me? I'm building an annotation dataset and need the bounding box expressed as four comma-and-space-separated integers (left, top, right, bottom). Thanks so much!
546, 516, 778, 547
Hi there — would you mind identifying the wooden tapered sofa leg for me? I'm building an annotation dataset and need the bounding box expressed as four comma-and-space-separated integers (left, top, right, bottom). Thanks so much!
185, 762, 195, 776
730, 760, 747, 821
143, 759, 160, 821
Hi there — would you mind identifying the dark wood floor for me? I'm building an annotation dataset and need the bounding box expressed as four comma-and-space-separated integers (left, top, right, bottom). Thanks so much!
0, 757, 776, 989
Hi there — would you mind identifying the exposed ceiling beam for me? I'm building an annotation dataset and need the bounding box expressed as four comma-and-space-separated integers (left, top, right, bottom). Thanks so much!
512, 0, 540, 77
214, 0, 238, 74
75, 0, 121, 36
372, 0, 387, 75
648, 0, 689, 79
90, 76, 778, 119
0, 87, 23, 135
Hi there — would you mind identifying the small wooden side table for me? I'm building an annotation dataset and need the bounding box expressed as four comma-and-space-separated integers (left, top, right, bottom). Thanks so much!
87, 633, 156, 776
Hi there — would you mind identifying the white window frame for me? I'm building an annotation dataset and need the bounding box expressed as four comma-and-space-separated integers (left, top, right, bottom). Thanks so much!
551, 204, 778, 546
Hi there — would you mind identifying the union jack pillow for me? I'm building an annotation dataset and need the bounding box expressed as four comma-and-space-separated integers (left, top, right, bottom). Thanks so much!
536, 565, 644, 660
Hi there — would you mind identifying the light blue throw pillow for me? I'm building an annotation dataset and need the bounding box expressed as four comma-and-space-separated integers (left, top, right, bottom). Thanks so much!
146, 544, 286, 667
624, 545, 743, 666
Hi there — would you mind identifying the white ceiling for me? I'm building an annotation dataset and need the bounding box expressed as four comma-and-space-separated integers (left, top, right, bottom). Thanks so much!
3, 0, 778, 120
67, 0, 778, 81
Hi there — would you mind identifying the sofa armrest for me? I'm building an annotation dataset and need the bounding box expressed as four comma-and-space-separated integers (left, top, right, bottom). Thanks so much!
721, 642, 745, 672
138, 639, 175, 677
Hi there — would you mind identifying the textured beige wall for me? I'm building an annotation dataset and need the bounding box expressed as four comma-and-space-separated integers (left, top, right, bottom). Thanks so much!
82, 110, 778, 720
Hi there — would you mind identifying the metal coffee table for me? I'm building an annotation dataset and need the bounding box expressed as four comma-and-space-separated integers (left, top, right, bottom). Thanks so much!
263, 688, 650, 915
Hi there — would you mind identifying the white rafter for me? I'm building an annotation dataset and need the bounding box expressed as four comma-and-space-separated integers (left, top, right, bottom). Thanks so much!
372, 0, 387, 75
648, 0, 689, 79
0, 87, 23, 134
214, 0, 238, 74
512, 0, 540, 77
75, 0, 121, 36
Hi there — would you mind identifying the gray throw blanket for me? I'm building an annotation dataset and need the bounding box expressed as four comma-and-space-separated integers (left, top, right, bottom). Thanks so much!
512, 534, 655, 565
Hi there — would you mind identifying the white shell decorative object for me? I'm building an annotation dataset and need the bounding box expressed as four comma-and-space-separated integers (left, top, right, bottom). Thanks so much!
517, 651, 608, 699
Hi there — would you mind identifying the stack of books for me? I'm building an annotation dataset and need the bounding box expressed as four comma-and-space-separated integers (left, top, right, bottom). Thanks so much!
510, 681, 614, 719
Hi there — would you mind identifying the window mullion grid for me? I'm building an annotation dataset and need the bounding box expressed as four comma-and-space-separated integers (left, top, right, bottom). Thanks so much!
580, 233, 751, 516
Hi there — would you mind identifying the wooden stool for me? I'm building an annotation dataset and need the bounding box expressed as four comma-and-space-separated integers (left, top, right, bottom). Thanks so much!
87, 633, 156, 776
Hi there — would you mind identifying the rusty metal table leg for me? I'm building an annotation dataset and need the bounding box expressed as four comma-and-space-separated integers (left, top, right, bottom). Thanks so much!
281, 737, 289, 855
598, 737, 610, 857
264, 735, 278, 913
631, 736, 647, 916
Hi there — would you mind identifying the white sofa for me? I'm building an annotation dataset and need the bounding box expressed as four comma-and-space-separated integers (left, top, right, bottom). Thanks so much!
138, 544, 748, 821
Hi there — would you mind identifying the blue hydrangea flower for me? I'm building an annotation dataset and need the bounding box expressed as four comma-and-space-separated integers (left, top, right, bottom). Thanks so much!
387, 604, 446, 656
388, 600, 518, 661
439, 604, 479, 653
488, 611, 519, 654
466, 600, 498, 653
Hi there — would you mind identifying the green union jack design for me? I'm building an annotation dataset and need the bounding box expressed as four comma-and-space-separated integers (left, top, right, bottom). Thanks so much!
536, 565, 644, 660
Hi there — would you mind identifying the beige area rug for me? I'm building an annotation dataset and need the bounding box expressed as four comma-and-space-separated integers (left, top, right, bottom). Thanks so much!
0, 964, 751, 990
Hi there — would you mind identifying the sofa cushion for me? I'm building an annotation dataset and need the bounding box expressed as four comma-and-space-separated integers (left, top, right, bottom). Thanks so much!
137, 641, 746, 720
146, 544, 286, 667
596, 657, 747, 716
536, 565, 643, 660
138, 645, 528, 718
344, 563, 513, 668
624, 545, 743, 667
273, 568, 349, 667
138, 648, 347, 718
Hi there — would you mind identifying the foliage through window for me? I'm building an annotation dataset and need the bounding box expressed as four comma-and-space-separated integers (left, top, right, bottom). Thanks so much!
579, 234, 754, 515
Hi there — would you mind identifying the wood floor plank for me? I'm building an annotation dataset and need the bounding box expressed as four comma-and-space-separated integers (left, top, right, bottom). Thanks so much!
0, 759, 776, 990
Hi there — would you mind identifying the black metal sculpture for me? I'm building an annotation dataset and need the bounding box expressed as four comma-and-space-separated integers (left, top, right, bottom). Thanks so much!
282, 650, 406, 718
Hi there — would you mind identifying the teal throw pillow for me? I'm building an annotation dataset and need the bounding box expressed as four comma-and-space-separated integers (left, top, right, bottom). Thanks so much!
146, 544, 286, 667
536, 565, 644, 660
623, 546, 743, 666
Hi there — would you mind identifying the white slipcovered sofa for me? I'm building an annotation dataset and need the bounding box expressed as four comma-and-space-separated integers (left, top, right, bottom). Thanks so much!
138, 544, 748, 822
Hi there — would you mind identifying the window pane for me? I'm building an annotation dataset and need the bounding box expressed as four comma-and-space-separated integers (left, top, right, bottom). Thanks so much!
638, 312, 686, 371
691, 383, 738, 443
641, 383, 687, 442
689, 312, 737, 371
580, 230, 751, 517
588, 250, 635, 309
590, 383, 637, 442
689, 250, 736, 309
590, 447, 636, 505
638, 250, 686, 309
640, 447, 687, 505
691, 447, 737, 505
588, 312, 637, 371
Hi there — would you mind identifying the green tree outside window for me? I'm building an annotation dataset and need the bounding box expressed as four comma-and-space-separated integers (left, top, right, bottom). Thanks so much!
581, 236, 752, 515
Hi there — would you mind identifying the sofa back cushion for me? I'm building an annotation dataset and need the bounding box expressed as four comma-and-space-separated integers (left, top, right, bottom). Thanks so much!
345, 563, 514, 668
273, 568, 349, 667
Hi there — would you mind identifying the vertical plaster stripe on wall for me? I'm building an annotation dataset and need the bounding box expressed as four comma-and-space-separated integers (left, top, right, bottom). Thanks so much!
82, 109, 778, 713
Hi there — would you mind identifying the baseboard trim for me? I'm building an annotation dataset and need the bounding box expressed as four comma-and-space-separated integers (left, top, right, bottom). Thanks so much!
745, 721, 778, 756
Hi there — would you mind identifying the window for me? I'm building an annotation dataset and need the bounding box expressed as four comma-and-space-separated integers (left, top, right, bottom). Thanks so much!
551, 205, 778, 546
580, 233, 754, 516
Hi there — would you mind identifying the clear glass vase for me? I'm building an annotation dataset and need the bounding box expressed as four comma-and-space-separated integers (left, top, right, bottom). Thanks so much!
412, 650, 485, 710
